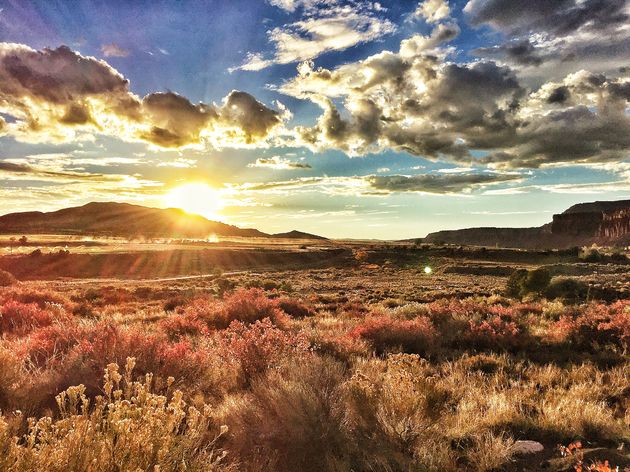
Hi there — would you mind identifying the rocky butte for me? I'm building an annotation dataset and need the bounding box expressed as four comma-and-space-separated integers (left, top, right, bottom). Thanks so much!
423, 199, 630, 249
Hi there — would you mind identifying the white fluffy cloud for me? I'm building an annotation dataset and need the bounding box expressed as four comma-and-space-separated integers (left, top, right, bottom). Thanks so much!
415, 0, 451, 23
235, 1, 395, 71
279, 20, 630, 169
0, 43, 288, 149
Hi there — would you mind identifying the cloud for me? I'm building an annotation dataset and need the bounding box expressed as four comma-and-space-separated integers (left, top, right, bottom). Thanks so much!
0, 160, 119, 181
464, 0, 628, 37
249, 156, 312, 169
280, 23, 630, 169
415, 0, 451, 23
0, 43, 287, 149
235, 1, 396, 71
475, 39, 545, 67
237, 172, 521, 195
267, 0, 322, 12
100, 43, 130, 57
465, 0, 630, 77
366, 173, 521, 194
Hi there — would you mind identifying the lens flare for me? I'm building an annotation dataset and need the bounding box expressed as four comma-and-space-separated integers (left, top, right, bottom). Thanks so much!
164, 183, 224, 220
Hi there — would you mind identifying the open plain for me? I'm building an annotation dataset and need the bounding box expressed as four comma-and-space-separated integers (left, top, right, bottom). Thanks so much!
0, 237, 628, 471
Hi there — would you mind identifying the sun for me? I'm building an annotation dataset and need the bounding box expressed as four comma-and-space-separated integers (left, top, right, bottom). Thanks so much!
164, 183, 225, 220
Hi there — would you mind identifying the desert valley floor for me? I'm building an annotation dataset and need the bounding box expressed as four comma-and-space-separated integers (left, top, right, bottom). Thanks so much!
0, 238, 629, 471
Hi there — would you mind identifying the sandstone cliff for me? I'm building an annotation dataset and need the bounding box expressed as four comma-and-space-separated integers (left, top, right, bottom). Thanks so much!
423, 199, 630, 248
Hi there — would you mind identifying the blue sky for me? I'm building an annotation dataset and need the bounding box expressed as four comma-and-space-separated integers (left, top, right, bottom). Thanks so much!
0, 0, 629, 238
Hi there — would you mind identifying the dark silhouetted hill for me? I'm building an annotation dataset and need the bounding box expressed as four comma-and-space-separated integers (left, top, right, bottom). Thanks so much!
271, 230, 327, 240
0, 202, 268, 238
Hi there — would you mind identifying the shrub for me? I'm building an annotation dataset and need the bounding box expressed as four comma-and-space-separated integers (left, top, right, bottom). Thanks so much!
555, 301, 630, 350
164, 295, 187, 312
2, 288, 72, 309
506, 269, 528, 298
217, 356, 348, 472
183, 289, 289, 331
522, 268, 551, 295
349, 315, 437, 356
160, 312, 208, 339
276, 297, 315, 318
0, 270, 16, 287
217, 318, 310, 381
505, 268, 551, 299
463, 316, 524, 351
216, 277, 236, 295
0, 360, 230, 472
582, 247, 603, 262
17, 322, 87, 369
545, 278, 589, 303
0, 301, 55, 337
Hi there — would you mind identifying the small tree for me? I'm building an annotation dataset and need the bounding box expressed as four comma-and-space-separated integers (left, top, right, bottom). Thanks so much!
18, 235, 28, 245
522, 268, 551, 294
505, 267, 551, 299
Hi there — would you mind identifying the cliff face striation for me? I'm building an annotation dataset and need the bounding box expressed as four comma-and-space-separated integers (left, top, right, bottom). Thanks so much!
552, 200, 630, 242
424, 199, 630, 248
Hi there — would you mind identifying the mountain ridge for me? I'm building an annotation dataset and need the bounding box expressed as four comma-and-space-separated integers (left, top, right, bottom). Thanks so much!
0, 202, 326, 240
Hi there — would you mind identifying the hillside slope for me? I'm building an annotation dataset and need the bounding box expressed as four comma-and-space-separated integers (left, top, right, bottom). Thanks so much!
0, 202, 268, 238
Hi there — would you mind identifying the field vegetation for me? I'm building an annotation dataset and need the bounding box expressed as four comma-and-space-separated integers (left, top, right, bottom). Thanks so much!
0, 246, 628, 471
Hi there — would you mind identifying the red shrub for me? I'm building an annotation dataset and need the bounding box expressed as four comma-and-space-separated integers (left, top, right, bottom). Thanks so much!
464, 316, 524, 351
556, 301, 630, 349
1, 288, 72, 309
80, 286, 133, 306
0, 301, 55, 336
159, 312, 208, 339
276, 296, 316, 318
17, 322, 85, 367
186, 288, 288, 330
349, 315, 437, 355
218, 318, 310, 380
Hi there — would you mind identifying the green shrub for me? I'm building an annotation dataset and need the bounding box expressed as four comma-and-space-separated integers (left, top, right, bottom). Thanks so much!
505, 269, 528, 298
545, 278, 589, 303
505, 268, 551, 299
581, 247, 602, 262
522, 268, 551, 294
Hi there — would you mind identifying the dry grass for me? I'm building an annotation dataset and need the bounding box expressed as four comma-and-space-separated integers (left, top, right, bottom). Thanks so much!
0, 261, 628, 471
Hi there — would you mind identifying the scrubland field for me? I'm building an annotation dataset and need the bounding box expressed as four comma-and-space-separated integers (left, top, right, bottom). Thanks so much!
0, 240, 629, 471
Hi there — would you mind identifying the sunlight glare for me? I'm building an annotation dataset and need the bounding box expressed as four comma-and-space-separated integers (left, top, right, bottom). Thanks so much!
164, 183, 225, 220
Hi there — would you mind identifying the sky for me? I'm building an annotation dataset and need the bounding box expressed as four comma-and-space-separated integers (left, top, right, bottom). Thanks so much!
0, 0, 629, 239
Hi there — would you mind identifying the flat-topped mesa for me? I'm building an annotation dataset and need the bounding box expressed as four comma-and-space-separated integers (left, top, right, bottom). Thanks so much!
551, 212, 604, 237
423, 199, 630, 248
551, 200, 630, 240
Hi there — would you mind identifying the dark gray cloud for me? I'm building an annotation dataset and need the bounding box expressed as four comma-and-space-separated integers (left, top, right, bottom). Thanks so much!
239, 172, 522, 195
366, 173, 521, 193
219, 91, 282, 143
139, 92, 216, 148
475, 39, 545, 66
465, 0, 628, 37
0, 161, 108, 180
465, 0, 630, 78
